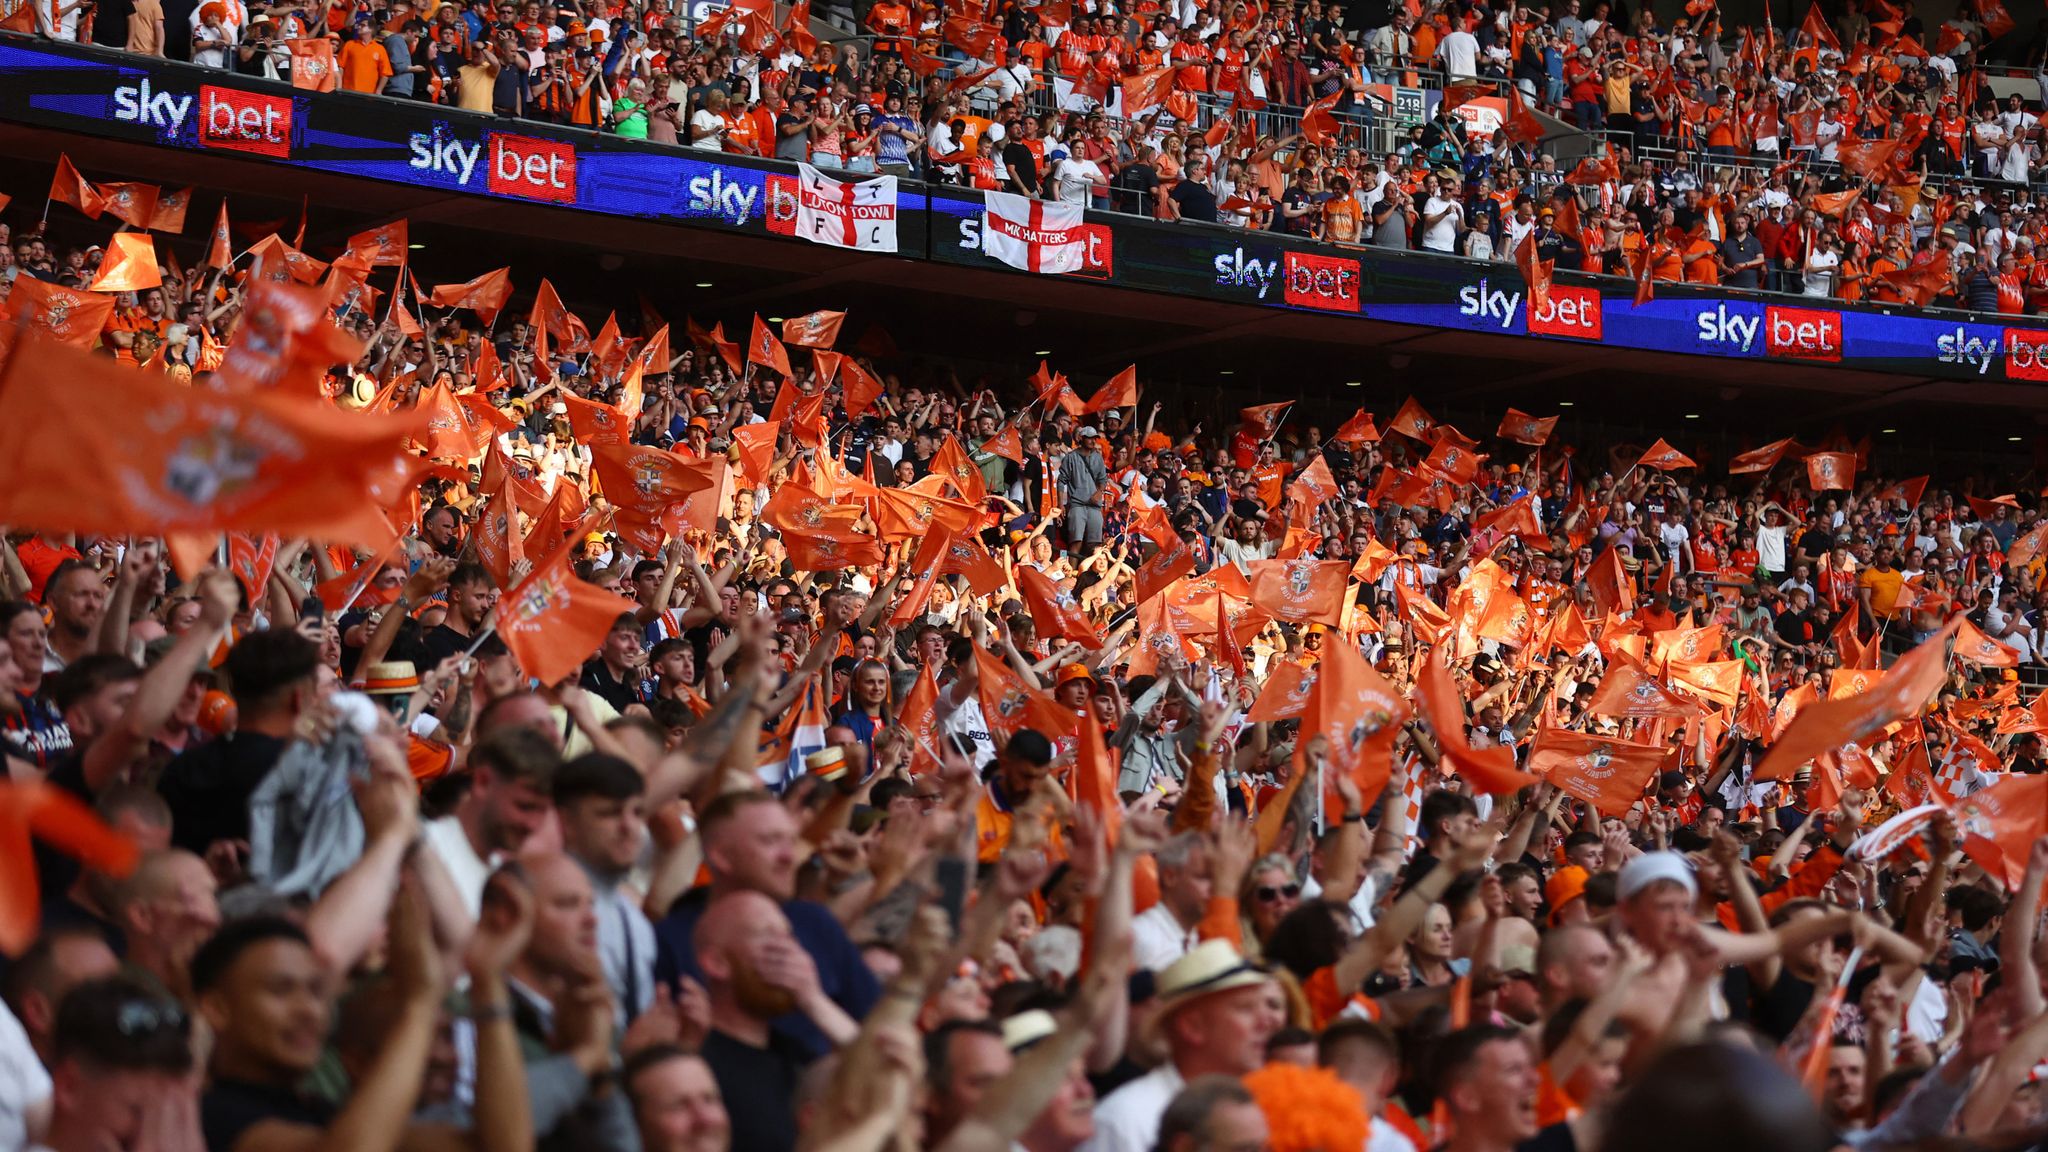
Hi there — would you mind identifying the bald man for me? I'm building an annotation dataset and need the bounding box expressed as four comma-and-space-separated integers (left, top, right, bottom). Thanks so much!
693, 891, 859, 1152
112, 849, 220, 1003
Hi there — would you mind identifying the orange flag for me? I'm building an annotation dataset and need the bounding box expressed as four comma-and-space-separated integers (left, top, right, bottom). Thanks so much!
416, 383, 495, 462
1805, 451, 1856, 492
86, 232, 162, 292
471, 475, 524, 589
1388, 396, 1437, 441
0, 781, 140, 956
499, 537, 637, 687
762, 483, 864, 536
1017, 566, 1104, 648
1956, 774, 2048, 889
1240, 401, 1291, 438
1666, 659, 1745, 709
782, 525, 883, 571
1307, 637, 1412, 805
226, 533, 280, 599
1728, 437, 1802, 474
0, 336, 418, 546
98, 181, 160, 230
7, 277, 113, 348
981, 424, 1024, 464
48, 154, 103, 218
288, 37, 339, 90
1955, 618, 2020, 667
1581, 660, 1695, 721
1588, 545, 1636, 617
1418, 648, 1541, 796
591, 444, 718, 516
898, 664, 944, 776
1246, 660, 1318, 722
940, 535, 1010, 596
1083, 365, 1139, 414
1652, 623, 1724, 665
1538, 601, 1594, 655
429, 267, 513, 322
558, 391, 632, 446
1515, 231, 1553, 314
748, 314, 793, 377
2009, 520, 2048, 570
1248, 558, 1349, 626
1071, 704, 1122, 843
1526, 728, 1667, 816
931, 433, 989, 503
781, 309, 845, 349
1422, 437, 1485, 486
1637, 439, 1697, 471
972, 643, 1075, 740
1496, 409, 1557, 445
1288, 455, 1340, 509
1334, 410, 1380, 444
346, 220, 410, 266
206, 200, 235, 269
314, 536, 405, 613
728, 422, 779, 485
871, 485, 979, 541
1472, 496, 1546, 546
1133, 535, 1198, 605
1755, 617, 1962, 780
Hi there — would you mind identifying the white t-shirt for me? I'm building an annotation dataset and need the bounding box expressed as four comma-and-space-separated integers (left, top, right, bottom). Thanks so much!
1421, 195, 1463, 252
423, 815, 496, 916
1757, 523, 1788, 571
0, 1000, 49, 1152
1438, 29, 1479, 78
689, 108, 726, 147
1053, 157, 1104, 206
1803, 248, 1840, 296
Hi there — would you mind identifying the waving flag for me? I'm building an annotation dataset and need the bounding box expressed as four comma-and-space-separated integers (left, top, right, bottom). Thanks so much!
1728, 437, 1802, 474
782, 309, 845, 348
1805, 451, 1856, 492
1419, 648, 1541, 796
1082, 365, 1139, 414
1017, 566, 1104, 648
429, 267, 513, 322
984, 190, 1088, 274
499, 537, 636, 689
48, 154, 104, 219
1526, 728, 1666, 815
1637, 439, 1697, 471
0, 336, 418, 547
792, 164, 899, 252
86, 232, 161, 292
1756, 617, 1961, 780
1496, 409, 1557, 445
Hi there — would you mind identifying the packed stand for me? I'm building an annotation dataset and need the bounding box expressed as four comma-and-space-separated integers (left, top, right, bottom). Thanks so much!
12, 167, 2048, 1152
15, 0, 2048, 313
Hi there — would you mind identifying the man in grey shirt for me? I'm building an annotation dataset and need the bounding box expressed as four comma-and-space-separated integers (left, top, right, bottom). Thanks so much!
383, 21, 426, 98
1055, 426, 1109, 559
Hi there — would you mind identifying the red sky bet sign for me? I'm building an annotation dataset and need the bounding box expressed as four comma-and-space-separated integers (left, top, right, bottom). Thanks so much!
1527, 283, 1602, 340
1764, 305, 1842, 362
487, 132, 577, 203
198, 86, 292, 157
1282, 251, 1360, 313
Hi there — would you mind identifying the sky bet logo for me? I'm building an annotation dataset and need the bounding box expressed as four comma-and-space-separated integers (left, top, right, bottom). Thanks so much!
1936, 325, 2005, 377
1694, 303, 1761, 353
1214, 247, 1280, 299
1456, 278, 1521, 329
486, 133, 576, 203
408, 125, 483, 186
112, 78, 192, 134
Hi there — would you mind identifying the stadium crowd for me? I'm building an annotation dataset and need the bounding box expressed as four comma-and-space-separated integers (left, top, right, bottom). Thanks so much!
16, 0, 2048, 311
6, 148, 2048, 1152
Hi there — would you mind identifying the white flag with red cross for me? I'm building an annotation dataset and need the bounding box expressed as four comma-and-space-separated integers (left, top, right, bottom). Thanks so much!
983, 189, 1087, 274
793, 164, 898, 253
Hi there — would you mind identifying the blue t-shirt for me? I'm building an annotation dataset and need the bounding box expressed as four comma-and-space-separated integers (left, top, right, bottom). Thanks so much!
877, 114, 915, 164
653, 890, 880, 1058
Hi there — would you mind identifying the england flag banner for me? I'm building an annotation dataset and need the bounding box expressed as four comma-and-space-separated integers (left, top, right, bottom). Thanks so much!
794, 164, 899, 252
982, 190, 1087, 274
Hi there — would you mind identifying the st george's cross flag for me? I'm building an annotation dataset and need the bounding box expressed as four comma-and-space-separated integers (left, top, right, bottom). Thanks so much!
793, 164, 898, 252
983, 190, 1087, 274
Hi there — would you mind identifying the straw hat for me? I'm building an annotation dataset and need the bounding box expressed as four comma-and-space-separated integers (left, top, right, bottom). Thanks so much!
1144, 940, 1271, 1041
359, 660, 421, 696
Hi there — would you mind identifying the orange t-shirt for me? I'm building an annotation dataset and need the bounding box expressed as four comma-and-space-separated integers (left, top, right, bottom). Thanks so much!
1684, 238, 1720, 284
338, 38, 392, 93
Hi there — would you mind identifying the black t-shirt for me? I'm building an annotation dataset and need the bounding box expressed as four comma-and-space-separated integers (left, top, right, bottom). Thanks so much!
1774, 607, 1818, 647
1113, 162, 1159, 215
700, 1028, 811, 1152
156, 732, 288, 855
419, 622, 480, 669
1002, 140, 1039, 194
1797, 528, 1835, 562
202, 1078, 337, 1152
579, 659, 646, 714
1172, 180, 1218, 223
